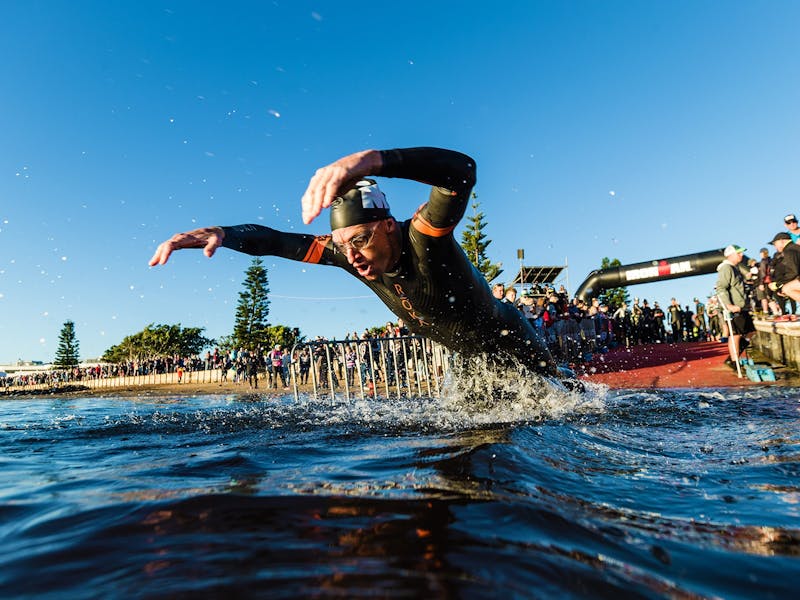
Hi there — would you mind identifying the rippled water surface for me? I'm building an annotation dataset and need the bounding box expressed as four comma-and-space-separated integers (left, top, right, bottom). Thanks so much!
1, 384, 799, 598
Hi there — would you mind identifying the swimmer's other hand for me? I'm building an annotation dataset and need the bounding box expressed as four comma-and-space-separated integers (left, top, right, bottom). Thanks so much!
148, 226, 225, 266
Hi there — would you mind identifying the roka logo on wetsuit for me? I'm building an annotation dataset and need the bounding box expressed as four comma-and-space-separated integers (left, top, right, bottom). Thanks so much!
392, 283, 431, 327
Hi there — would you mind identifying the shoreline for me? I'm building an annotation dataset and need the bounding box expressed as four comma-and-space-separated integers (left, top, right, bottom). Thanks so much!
1, 381, 302, 399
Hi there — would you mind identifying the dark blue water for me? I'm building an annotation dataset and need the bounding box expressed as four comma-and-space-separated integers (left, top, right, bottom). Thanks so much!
1, 384, 798, 598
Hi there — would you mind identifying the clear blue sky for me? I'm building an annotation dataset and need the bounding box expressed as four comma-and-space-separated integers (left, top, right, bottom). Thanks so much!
2, 1, 799, 363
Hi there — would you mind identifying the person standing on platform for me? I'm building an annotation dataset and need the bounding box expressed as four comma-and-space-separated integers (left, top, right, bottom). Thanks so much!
716, 244, 755, 368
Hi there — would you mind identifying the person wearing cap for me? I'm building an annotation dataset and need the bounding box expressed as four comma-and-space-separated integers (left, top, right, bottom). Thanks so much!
715, 244, 755, 368
784, 214, 800, 243
768, 231, 800, 306
149, 146, 566, 382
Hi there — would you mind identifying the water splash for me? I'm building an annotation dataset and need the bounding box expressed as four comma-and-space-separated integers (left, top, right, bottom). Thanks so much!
437, 356, 606, 425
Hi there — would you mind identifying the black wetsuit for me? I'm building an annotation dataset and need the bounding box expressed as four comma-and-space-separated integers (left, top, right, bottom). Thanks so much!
221, 147, 557, 376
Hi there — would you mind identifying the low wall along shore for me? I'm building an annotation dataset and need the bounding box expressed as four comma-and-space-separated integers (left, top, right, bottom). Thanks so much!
753, 318, 800, 371
1, 368, 228, 395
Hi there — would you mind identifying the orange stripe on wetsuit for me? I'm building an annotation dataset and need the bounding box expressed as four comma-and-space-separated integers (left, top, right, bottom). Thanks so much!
302, 235, 330, 264
411, 204, 455, 237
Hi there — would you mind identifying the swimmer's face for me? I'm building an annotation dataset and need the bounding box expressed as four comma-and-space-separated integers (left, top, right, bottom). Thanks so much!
332, 219, 398, 280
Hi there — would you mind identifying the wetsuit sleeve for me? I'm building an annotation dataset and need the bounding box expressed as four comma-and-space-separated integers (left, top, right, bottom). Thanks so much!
220, 224, 336, 266
379, 147, 476, 237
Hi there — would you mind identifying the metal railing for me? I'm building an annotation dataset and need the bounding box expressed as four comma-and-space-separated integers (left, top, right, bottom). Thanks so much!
290, 336, 451, 400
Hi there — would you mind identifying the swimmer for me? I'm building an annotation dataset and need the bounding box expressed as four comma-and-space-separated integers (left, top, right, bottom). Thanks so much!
150, 146, 567, 381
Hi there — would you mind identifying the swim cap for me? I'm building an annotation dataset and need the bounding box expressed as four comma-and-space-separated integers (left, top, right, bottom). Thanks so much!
329, 179, 392, 230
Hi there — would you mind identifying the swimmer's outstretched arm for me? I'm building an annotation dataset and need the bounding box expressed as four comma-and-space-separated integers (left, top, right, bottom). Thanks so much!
149, 224, 339, 267
301, 147, 476, 226
302, 149, 383, 225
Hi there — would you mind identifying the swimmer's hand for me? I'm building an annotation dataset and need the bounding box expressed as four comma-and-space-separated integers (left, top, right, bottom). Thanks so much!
149, 227, 225, 266
301, 149, 383, 225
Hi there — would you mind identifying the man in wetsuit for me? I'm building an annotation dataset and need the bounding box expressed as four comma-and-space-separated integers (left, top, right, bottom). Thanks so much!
149, 146, 561, 378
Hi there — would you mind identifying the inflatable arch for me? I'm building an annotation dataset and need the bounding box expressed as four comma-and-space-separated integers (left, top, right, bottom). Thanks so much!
574, 249, 751, 302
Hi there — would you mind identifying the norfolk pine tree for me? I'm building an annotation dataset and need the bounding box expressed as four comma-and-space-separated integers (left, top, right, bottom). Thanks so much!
54, 320, 80, 369
460, 194, 503, 283
232, 257, 271, 350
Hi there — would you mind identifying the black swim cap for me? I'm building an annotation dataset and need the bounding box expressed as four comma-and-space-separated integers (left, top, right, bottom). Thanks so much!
329, 179, 392, 230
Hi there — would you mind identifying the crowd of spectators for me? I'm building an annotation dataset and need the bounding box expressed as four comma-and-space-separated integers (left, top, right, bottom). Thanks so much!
489, 283, 724, 364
